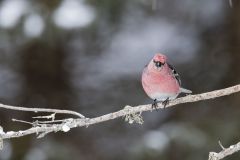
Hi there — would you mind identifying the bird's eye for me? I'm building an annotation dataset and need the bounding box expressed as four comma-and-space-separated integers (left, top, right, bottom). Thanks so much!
153, 60, 164, 68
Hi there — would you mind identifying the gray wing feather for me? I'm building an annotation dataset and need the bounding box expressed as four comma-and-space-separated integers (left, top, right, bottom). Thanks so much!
167, 63, 181, 86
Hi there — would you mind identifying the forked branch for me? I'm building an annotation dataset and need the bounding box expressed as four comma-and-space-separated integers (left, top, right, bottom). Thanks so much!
209, 141, 240, 160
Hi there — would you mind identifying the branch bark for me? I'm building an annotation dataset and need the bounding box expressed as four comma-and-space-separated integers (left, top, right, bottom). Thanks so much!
0, 84, 240, 150
209, 141, 240, 160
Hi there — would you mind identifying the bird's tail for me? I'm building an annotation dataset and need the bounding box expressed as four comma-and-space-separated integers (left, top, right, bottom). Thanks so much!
180, 87, 192, 94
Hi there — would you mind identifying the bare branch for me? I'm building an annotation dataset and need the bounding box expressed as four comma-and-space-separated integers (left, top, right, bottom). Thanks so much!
0, 84, 239, 142
0, 103, 85, 118
209, 141, 240, 160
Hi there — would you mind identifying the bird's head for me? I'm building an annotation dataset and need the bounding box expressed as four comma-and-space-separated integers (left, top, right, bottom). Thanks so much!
150, 53, 167, 71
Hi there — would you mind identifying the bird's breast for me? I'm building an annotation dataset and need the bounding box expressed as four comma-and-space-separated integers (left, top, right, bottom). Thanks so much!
142, 70, 180, 99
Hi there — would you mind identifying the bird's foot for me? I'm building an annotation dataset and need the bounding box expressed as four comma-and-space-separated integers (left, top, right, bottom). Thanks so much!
151, 99, 158, 110
162, 98, 170, 108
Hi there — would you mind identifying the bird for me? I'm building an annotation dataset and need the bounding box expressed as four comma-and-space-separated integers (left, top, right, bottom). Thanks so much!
141, 53, 192, 108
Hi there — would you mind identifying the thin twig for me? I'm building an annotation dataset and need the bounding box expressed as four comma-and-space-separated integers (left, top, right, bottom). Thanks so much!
0, 103, 85, 118
12, 118, 65, 124
218, 140, 226, 150
37, 120, 65, 124
12, 119, 34, 125
0, 84, 239, 140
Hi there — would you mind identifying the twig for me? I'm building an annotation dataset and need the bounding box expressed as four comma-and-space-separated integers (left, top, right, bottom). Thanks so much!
12, 119, 34, 125
0, 103, 85, 118
209, 141, 240, 160
0, 84, 239, 141
218, 140, 226, 150
12, 118, 64, 124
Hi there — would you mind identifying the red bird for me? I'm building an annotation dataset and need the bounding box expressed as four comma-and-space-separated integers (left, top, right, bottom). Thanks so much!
142, 53, 192, 107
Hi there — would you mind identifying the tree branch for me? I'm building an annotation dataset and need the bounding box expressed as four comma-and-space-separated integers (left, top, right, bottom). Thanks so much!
209, 141, 240, 160
0, 103, 85, 118
0, 84, 240, 150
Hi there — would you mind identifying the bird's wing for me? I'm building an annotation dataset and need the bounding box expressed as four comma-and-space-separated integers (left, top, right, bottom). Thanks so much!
167, 62, 181, 86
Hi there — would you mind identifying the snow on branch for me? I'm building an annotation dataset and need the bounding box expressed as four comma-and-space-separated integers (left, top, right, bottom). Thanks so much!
0, 84, 240, 159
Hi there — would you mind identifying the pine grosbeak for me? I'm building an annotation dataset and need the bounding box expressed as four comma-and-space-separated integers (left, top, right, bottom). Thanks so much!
142, 53, 192, 107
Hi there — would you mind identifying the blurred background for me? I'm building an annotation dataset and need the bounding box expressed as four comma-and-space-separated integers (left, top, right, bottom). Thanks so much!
0, 0, 240, 159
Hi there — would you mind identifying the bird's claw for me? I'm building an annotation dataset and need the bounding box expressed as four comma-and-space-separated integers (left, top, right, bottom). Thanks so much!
162, 98, 169, 108
152, 98, 170, 110
151, 99, 158, 110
